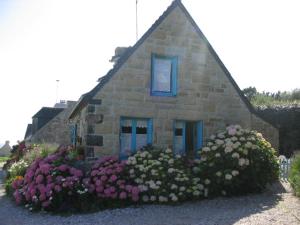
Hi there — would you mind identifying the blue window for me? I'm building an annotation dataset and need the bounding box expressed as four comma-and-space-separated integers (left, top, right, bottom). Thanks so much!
173, 120, 203, 158
151, 54, 177, 96
120, 117, 153, 160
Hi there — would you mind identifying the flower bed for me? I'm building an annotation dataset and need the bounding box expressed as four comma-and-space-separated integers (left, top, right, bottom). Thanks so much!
9, 125, 279, 212
12, 146, 84, 212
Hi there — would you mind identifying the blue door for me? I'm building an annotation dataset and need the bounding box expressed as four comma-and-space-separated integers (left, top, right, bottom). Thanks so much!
173, 120, 203, 157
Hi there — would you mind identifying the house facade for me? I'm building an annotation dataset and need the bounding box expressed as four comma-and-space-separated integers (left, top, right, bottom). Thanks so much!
25, 101, 76, 145
69, 0, 278, 159
0, 141, 11, 157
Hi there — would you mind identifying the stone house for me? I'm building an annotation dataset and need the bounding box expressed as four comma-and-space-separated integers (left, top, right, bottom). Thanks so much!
0, 141, 11, 157
69, 0, 278, 159
25, 101, 76, 145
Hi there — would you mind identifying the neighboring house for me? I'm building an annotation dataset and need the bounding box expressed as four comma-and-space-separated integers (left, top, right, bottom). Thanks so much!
69, 0, 278, 159
25, 100, 76, 145
0, 141, 11, 157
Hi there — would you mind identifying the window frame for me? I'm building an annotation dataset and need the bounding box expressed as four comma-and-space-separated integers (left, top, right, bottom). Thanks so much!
119, 117, 153, 160
151, 53, 178, 97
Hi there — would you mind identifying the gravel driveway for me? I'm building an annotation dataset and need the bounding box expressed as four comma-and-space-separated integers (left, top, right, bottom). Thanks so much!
1, 164, 299, 225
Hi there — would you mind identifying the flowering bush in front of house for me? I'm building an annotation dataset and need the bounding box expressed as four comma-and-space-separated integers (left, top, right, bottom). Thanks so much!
125, 146, 208, 203
195, 125, 279, 196
83, 156, 140, 207
11, 146, 85, 212
9, 126, 279, 212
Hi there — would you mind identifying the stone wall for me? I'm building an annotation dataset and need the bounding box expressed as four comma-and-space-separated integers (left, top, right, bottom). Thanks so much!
77, 6, 278, 157
30, 102, 76, 145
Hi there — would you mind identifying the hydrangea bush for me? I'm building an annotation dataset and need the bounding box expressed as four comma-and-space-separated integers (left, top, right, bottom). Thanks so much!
12, 146, 85, 212
126, 146, 208, 203
196, 125, 279, 196
84, 156, 140, 207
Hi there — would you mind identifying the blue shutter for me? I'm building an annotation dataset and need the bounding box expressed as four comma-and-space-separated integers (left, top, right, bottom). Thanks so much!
147, 119, 153, 144
119, 118, 127, 160
196, 121, 203, 158
171, 57, 178, 96
182, 121, 186, 155
131, 119, 137, 154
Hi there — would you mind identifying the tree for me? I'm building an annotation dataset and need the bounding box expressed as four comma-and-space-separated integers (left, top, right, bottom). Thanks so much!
242, 87, 257, 101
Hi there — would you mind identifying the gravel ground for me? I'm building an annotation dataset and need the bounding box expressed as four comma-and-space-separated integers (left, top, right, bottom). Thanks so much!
1, 164, 299, 225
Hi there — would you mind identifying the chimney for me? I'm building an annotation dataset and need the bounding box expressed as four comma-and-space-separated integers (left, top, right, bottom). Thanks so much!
109, 47, 130, 65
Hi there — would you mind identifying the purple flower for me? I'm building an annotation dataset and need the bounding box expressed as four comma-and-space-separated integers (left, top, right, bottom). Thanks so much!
35, 174, 44, 184
119, 191, 127, 199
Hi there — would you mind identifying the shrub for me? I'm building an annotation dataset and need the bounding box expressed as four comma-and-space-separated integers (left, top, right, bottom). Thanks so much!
126, 146, 208, 203
196, 125, 279, 196
8, 159, 29, 178
11, 146, 85, 212
84, 156, 140, 208
289, 154, 300, 197
22, 144, 58, 165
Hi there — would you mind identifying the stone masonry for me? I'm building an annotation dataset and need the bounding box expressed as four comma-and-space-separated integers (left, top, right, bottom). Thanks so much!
71, 2, 279, 158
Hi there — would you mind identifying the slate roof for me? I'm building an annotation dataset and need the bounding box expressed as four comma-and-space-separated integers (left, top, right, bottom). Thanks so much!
24, 124, 32, 139
69, 0, 265, 123
33, 107, 64, 119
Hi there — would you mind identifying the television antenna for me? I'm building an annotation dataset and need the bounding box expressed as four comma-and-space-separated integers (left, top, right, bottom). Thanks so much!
56, 80, 60, 103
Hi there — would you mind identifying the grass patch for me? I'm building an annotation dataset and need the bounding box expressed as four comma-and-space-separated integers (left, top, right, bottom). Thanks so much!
289, 154, 300, 197
0, 156, 10, 163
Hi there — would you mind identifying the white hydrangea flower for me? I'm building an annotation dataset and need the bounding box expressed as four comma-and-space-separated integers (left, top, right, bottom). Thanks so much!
204, 179, 211, 185
201, 156, 207, 161
231, 136, 238, 142
168, 159, 174, 164
211, 146, 217, 151
216, 139, 224, 145
233, 142, 241, 149
179, 186, 186, 191
245, 159, 250, 166
225, 141, 233, 147
210, 134, 216, 140
232, 170, 239, 176
245, 142, 252, 148
238, 158, 246, 166
215, 153, 221, 157
171, 195, 178, 202
217, 133, 225, 139
207, 142, 213, 146
193, 190, 200, 196
216, 171, 222, 177
142, 195, 149, 202
175, 154, 181, 159
202, 147, 210, 152
225, 174, 233, 180
150, 196, 156, 201
197, 184, 204, 190
168, 168, 175, 173
193, 167, 200, 173
165, 148, 172, 153
243, 149, 248, 155
251, 145, 258, 150
232, 152, 240, 158
171, 184, 178, 190
239, 137, 246, 141
225, 146, 233, 153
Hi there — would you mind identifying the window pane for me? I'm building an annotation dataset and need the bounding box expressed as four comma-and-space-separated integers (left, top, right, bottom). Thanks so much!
153, 58, 172, 92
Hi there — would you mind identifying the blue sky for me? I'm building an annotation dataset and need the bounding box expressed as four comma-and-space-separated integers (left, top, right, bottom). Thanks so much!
0, 0, 299, 145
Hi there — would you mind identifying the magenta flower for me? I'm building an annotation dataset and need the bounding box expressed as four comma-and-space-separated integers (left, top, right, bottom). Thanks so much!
36, 174, 44, 184
119, 191, 127, 199
110, 175, 117, 182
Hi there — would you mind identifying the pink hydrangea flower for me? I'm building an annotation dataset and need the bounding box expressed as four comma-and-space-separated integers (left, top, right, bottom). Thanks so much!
36, 174, 44, 184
